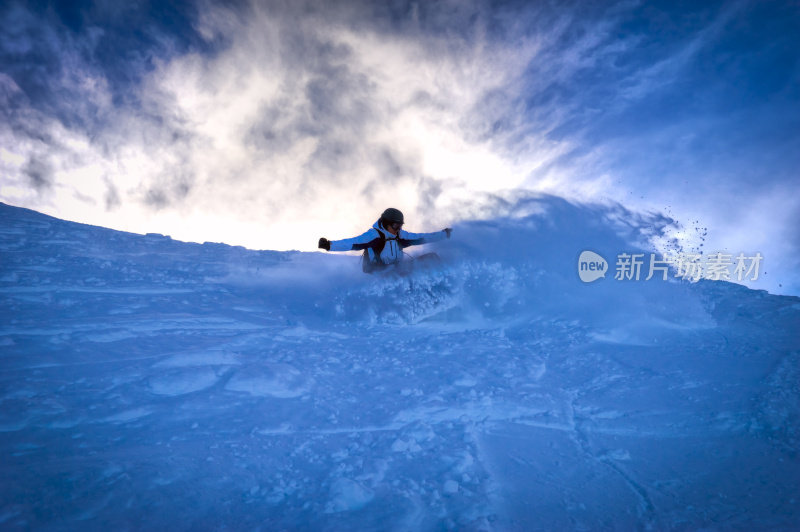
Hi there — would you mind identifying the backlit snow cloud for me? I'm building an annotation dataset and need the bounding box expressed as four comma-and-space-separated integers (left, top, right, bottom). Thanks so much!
1, 0, 798, 294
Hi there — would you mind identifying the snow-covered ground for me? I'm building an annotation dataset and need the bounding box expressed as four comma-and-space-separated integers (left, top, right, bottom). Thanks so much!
1, 199, 798, 530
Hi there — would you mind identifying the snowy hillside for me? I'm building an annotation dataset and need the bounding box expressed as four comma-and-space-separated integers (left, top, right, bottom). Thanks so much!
1, 199, 799, 530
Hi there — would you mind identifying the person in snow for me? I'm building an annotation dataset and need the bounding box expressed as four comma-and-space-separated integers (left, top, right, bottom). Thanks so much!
318, 208, 452, 273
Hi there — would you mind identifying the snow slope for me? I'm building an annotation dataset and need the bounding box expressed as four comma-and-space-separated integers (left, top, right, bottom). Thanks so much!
1, 198, 798, 530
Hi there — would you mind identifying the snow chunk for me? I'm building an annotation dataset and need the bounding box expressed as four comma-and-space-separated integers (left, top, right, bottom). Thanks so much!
324, 479, 374, 513
148, 368, 221, 396
443, 480, 459, 494
391, 439, 408, 452
225, 363, 310, 398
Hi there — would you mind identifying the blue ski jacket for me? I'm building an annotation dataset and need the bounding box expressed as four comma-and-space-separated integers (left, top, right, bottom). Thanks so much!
329, 220, 447, 266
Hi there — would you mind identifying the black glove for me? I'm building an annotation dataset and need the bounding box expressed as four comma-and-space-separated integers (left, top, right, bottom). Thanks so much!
318, 237, 331, 251
443, 228, 452, 239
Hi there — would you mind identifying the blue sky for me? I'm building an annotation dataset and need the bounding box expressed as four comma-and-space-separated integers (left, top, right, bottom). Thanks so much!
1, 0, 798, 294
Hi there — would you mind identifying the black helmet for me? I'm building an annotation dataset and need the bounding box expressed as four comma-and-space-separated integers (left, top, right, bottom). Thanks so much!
381, 208, 404, 224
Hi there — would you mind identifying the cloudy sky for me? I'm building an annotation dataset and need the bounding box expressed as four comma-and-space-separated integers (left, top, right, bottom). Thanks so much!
1, 0, 798, 294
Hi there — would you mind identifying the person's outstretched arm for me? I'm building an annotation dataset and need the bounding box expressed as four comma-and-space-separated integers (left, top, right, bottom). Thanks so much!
397, 228, 452, 248
319, 228, 381, 252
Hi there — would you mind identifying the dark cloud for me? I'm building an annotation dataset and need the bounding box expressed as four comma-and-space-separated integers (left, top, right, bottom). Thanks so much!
240, 16, 383, 186
104, 179, 120, 210
23, 156, 53, 192
416, 175, 444, 216
143, 166, 195, 210
378, 149, 406, 179
144, 188, 169, 210
306, 69, 373, 128
245, 101, 297, 156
